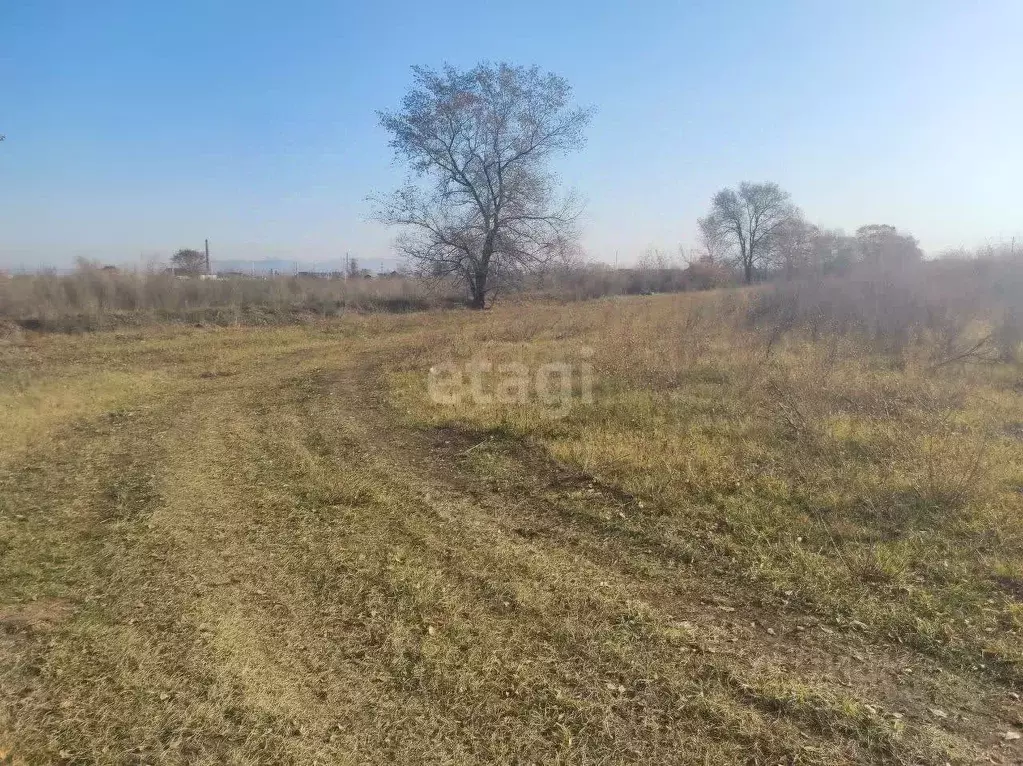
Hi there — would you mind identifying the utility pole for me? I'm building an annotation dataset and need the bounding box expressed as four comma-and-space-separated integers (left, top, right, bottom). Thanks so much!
204, 239, 211, 275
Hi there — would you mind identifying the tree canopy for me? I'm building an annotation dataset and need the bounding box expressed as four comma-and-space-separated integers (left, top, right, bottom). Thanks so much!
698, 182, 799, 284
170, 249, 206, 275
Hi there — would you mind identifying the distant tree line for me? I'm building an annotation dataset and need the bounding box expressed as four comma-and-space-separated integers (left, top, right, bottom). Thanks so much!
696, 181, 923, 284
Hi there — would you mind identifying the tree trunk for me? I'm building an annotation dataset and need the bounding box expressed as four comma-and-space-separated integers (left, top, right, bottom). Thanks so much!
469, 231, 495, 310
469, 271, 487, 309
744, 260, 753, 284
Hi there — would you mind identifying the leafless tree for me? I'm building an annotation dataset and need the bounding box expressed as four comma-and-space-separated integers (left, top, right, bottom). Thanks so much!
170, 248, 206, 275
696, 217, 728, 264
771, 218, 818, 279
374, 63, 592, 308
854, 224, 922, 270
809, 228, 858, 276
698, 182, 798, 284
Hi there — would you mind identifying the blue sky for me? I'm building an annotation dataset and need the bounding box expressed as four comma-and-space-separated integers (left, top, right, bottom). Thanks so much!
2, 0, 1021, 269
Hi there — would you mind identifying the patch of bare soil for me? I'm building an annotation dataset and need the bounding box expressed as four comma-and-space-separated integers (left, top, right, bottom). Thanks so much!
0, 601, 72, 636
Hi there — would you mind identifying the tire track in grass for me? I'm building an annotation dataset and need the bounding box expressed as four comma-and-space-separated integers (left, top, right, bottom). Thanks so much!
3, 333, 1018, 764
327, 349, 1021, 764
246, 360, 940, 764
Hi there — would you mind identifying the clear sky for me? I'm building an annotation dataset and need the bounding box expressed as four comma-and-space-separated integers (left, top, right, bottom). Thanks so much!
2, 0, 1021, 269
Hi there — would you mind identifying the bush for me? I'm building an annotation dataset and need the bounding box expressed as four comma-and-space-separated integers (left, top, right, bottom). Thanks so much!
747, 250, 1023, 362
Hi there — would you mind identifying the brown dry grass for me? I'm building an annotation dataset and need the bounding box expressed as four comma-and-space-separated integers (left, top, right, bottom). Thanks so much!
0, 266, 449, 333
1, 288, 1021, 764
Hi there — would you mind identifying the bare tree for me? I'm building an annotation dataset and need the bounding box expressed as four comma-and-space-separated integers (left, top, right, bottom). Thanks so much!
770, 218, 817, 279
374, 63, 592, 308
696, 217, 728, 264
810, 228, 858, 276
854, 224, 922, 270
697, 182, 798, 284
170, 249, 206, 276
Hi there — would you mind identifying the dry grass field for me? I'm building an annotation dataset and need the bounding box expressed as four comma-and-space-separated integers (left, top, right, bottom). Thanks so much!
0, 267, 447, 333
2, 289, 1022, 764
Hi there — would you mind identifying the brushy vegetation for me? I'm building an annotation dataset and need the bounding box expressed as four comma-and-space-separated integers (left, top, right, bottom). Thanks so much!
3, 242, 1017, 334
1, 261, 1022, 764
749, 252, 1023, 364
0, 255, 740, 333
0, 263, 452, 332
